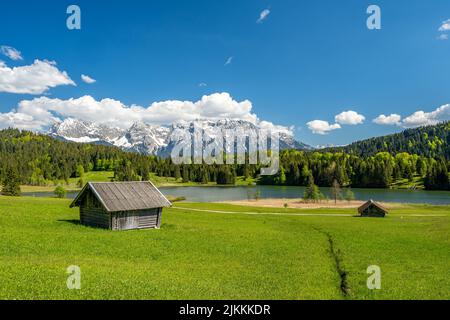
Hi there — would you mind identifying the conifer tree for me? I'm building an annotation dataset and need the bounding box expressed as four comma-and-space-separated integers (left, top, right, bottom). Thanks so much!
1, 167, 21, 196
303, 175, 321, 203
331, 179, 342, 204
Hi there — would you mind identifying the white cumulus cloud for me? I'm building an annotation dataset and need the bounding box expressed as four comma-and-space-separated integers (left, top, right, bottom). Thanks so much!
307, 110, 363, 135
257, 9, 270, 23
437, 19, 450, 40
373, 114, 402, 125
1, 46, 23, 61
306, 120, 341, 135
439, 19, 450, 32
0, 59, 75, 94
402, 104, 450, 128
81, 74, 96, 84
335, 110, 365, 125
0, 111, 51, 131
0, 92, 292, 135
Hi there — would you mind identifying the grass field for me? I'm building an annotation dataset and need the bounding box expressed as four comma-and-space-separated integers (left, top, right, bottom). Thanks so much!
0, 196, 449, 300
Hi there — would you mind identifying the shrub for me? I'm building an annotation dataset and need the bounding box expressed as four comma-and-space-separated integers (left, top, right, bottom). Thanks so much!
344, 188, 355, 202
54, 186, 67, 199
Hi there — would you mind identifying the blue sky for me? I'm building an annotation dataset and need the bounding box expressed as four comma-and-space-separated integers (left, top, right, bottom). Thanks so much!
1, 0, 450, 146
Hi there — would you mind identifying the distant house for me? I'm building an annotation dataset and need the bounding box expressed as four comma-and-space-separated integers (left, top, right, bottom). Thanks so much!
70, 182, 172, 230
358, 200, 388, 217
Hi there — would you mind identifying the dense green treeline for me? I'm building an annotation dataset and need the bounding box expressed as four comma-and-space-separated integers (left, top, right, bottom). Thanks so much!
0, 129, 157, 186
0, 129, 247, 188
328, 121, 450, 158
0, 128, 449, 192
260, 150, 449, 190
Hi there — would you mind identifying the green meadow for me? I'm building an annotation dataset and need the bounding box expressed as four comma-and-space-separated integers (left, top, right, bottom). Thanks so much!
0, 196, 449, 300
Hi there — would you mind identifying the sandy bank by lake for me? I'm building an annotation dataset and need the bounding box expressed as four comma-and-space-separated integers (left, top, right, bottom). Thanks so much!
218, 198, 403, 209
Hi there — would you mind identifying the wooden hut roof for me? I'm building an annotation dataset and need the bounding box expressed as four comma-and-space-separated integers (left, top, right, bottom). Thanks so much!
70, 181, 172, 212
358, 199, 388, 214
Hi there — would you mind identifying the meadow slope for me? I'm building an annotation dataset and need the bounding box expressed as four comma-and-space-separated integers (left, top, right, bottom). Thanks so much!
0, 197, 449, 300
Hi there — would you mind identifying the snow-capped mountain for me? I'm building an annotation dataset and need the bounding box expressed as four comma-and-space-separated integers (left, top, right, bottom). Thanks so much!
51, 118, 125, 143
278, 132, 312, 150
49, 118, 312, 156
123, 122, 171, 155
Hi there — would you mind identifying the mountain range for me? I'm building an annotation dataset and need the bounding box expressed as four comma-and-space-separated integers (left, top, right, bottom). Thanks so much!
49, 118, 312, 156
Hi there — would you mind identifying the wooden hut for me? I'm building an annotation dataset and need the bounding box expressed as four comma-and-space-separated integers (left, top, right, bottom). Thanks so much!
358, 200, 388, 217
70, 182, 172, 230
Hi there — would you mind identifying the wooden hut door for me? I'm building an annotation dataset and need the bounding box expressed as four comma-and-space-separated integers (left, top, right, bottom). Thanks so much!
117, 212, 139, 230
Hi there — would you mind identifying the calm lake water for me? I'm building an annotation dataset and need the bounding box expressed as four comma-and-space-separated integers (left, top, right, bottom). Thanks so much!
23, 185, 450, 205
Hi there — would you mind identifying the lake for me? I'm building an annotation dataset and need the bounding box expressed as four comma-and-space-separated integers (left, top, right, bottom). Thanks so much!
23, 185, 450, 205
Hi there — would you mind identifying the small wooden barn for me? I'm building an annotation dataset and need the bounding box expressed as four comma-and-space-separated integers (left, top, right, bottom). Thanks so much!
358, 200, 388, 217
70, 182, 172, 230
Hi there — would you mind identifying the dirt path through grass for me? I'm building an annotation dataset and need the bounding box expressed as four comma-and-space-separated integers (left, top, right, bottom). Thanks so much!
173, 206, 447, 217
172, 206, 353, 217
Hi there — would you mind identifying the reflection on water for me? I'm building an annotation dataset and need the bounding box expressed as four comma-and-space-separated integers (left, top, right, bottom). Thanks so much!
22, 185, 450, 205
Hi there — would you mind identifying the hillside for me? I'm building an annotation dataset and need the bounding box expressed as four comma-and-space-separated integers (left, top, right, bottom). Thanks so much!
0, 126, 449, 191
327, 122, 450, 159
0, 128, 156, 186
